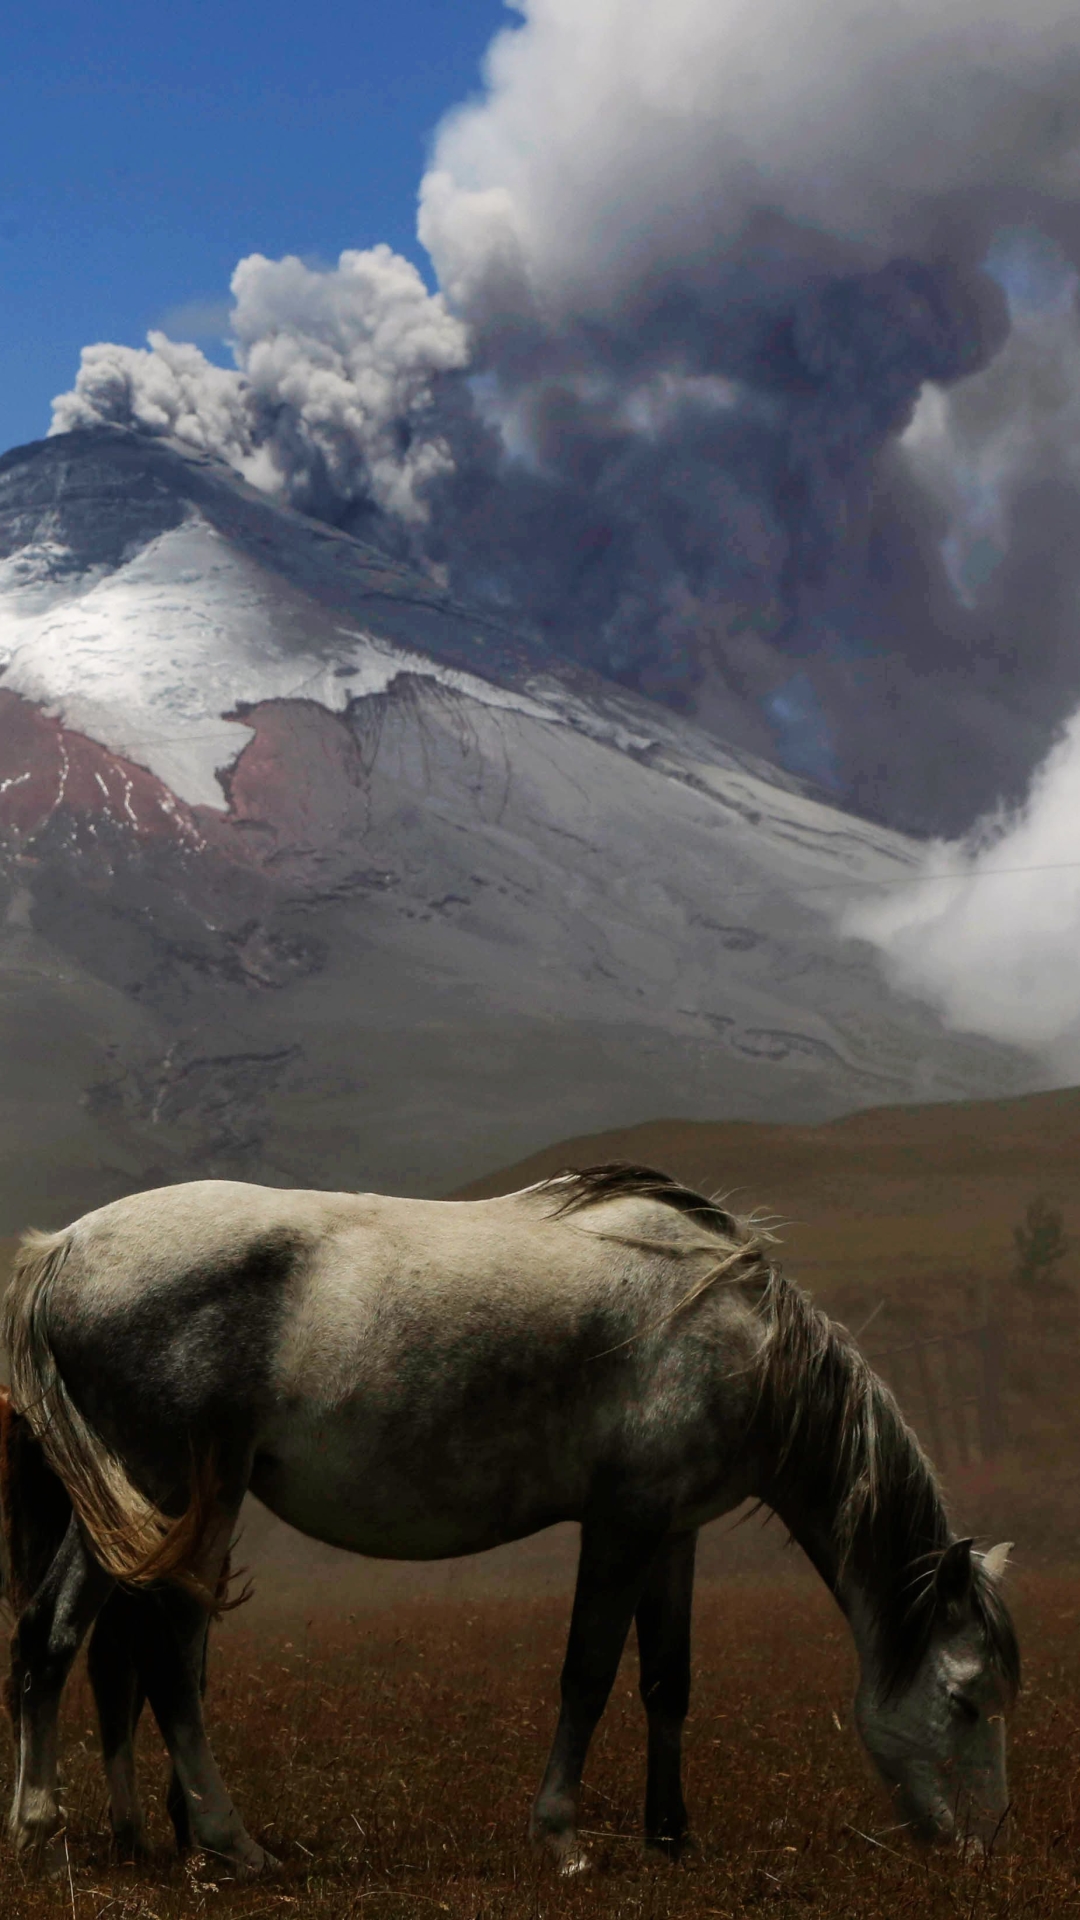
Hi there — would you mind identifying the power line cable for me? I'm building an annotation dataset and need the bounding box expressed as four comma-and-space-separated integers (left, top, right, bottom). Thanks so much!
729, 857, 1080, 897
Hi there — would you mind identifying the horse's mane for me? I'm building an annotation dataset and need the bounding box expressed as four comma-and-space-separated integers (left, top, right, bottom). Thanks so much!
542, 1162, 770, 1260
750, 1268, 1019, 1696
539, 1163, 1019, 1698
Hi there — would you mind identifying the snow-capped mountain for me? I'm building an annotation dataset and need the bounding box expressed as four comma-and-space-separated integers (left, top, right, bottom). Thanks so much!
0, 426, 1030, 1230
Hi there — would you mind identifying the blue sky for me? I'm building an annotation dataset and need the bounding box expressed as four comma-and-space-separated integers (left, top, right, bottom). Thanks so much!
0, 0, 508, 456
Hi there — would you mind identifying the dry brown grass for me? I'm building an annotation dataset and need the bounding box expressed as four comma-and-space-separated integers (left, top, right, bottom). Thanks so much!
2, 1575, 1079, 1920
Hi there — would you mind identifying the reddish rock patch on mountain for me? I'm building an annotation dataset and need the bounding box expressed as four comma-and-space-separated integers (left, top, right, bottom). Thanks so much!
0, 690, 205, 853
0, 689, 376, 895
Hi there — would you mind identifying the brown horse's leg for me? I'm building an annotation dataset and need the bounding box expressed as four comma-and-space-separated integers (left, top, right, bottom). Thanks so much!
635, 1530, 697, 1857
8, 1517, 114, 1860
86, 1599, 148, 1859
530, 1516, 667, 1875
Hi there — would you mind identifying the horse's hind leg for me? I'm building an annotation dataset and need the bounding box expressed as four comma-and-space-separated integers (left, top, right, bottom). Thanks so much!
86, 1599, 148, 1859
8, 1516, 114, 1859
147, 1594, 208, 1855
635, 1529, 697, 1857
530, 1515, 667, 1875
88, 1590, 221, 1860
135, 1582, 273, 1877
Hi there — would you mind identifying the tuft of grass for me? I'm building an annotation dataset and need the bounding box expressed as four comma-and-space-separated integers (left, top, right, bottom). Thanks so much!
1, 1576, 1078, 1918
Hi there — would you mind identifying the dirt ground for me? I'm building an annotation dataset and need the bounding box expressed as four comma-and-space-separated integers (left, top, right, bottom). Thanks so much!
0, 1573, 1076, 1920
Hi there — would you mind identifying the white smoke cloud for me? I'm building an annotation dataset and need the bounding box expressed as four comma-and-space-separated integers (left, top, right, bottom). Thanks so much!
839, 714, 1080, 1073
51, 246, 469, 523
846, 225, 1080, 1073
58, 2, 1080, 518
52, 332, 256, 469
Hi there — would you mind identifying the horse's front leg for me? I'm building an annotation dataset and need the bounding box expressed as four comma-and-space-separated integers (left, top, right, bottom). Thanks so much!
8, 1518, 114, 1860
635, 1529, 697, 1857
86, 1598, 149, 1859
530, 1515, 667, 1875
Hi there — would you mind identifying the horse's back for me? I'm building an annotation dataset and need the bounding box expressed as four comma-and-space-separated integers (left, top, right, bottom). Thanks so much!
65, 1180, 361, 1285
55, 1176, 737, 1320
46, 1172, 764, 1442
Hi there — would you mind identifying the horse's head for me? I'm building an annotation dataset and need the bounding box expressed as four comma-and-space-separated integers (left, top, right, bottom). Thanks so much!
854, 1539, 1017, 1852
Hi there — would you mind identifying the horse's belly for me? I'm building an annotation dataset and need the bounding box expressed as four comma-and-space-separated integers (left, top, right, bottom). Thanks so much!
250, 1410, 582, 1560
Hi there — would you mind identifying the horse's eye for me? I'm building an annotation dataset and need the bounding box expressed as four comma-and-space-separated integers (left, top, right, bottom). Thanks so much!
949, 1693, 980, 1725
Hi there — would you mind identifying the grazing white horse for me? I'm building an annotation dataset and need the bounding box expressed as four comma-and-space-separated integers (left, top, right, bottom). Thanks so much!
1, 1164, 1017, 1876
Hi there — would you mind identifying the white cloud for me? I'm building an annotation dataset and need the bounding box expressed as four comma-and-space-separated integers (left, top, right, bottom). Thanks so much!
229, 246, 469, 521
839, 713, 1080, 1070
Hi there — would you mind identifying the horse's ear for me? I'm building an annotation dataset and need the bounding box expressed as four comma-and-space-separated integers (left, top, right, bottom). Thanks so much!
980, 1541, 1014, 1585
934, 1537, 975, 1615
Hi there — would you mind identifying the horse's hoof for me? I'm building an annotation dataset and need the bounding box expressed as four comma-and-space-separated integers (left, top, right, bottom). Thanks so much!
229, 1842, 280, 1880
558, 1848, 593, 1878
646, 1830, 694, 1863
530, 1823, 593, 1876
197, 1838, 279, 1881
110, 1823, 149, 1864
9, 1801, 63, 1864
550, 1835, 593, 1877
14, 1830, 69, 1881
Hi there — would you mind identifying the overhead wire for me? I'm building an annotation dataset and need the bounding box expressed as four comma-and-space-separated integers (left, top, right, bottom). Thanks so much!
726, 857, 1080, 897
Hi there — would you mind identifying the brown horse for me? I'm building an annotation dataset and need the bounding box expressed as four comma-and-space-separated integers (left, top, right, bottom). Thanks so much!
0, 1384, 224, 1860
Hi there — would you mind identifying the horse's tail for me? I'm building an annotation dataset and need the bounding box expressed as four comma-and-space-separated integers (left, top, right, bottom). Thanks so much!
1, 1230, 221, 1605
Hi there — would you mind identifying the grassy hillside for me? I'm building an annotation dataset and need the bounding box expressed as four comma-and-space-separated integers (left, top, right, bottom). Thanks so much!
451, 1086, 1080, 1302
